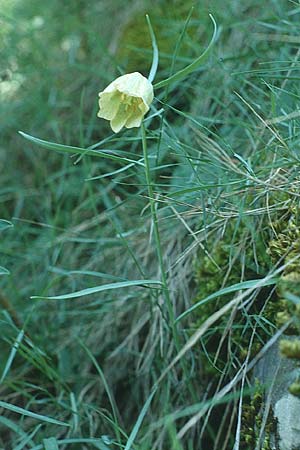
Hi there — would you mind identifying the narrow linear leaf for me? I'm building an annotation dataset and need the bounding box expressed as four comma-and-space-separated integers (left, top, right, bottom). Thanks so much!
154, 14, 217, 89
49, 266, 125, 282
146, 14, 159, 83
170, 179, 243, 197
282, 291, 300, 305
0, 401, 69, 427
175, 278, 278, 323
78, 339, 121, 443
86, 160, 136, 180
124, 388, 157, 450
18, 131, 144, 166
69, 393, 79, 434
0, 219, 13, 231
31, 279, 162, 300
14, 425, 41, 450
0, 266, 10, 275
152, 389, 249, 428
0, 329, 24, 383
0, 416, 35, 446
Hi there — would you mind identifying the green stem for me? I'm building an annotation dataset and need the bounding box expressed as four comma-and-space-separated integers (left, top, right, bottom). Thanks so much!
141, 123, 196, 400
141, 123, 174, 325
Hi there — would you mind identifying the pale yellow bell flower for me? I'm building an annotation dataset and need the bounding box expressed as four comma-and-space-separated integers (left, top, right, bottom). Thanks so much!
97, 72, 154, 133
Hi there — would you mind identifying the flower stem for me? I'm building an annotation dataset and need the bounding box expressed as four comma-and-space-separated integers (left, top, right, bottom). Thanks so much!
141, 123, 196, 399
141, 123, 174, 323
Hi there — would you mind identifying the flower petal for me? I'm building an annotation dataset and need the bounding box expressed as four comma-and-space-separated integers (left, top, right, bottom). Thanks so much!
97, 72, 154, 133
125, 111, 144, 129
97, 91, 120, 120
114, 73, 154, 106
138, 100, 149, 115
110, 104, 130, 133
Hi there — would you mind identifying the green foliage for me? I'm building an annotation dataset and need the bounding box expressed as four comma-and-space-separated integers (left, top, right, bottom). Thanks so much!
117, 1, 204, 74
192, 216, 272, 367
2, 0, 300, 448
240, 382, 277, 450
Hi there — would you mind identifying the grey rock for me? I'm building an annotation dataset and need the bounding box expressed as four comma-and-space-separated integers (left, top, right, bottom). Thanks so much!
274, 394, 300, 450
254, 336, 300, 450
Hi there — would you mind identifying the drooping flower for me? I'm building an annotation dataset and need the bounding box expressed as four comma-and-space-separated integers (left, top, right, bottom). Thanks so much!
97, 72, 154, 133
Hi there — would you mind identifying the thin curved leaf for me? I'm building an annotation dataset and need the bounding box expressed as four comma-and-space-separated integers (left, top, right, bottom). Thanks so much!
0, 401, 69, 427
0, 219, 13, 231
175, 278, 278, 323
0, 266, 10, 275
31, 279, 162, 300
18, 131, 144, 166
154, 14, 217, 89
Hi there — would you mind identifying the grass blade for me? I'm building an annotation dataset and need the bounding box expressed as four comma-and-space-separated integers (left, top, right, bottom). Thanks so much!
146, 14, 159, 83
175, 278, 278, 323
78, 339, 121, 443
0, 329, 24, 383
124, 388, 157, 450
0, 416, 35, 446
18, 131, 144, 166
0, 219, 13, 231
0, 401, 69, 427
0, 266, 10, 275
31, 279, 162, 300
154, 14, 217, 89
14, 425, 41, 450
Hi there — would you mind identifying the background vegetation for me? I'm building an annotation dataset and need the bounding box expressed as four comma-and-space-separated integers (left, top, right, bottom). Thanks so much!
1, 0, 300, 448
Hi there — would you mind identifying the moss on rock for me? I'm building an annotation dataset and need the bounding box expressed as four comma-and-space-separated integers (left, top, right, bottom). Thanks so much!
116, 1, 207, 74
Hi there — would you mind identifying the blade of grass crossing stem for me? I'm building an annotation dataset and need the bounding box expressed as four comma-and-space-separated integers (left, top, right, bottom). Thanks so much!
0, 329, 24, 383
169, 6, 194, 77
30, 279, 162, 300
0, 266, 10, 275
78, 338, 121, 444
100, 187, 146, 278
86, 160, 136, 180
0, 219, 13, 231
0, 401, 69, 427
146, 15, 159, 83
124, 388, 157, 450
70, 392, 79, 433
175, 278, 278, 323
154, 14, 217, 89
155, 7, 194, 162
0, 416, 36, 447
14, 425, 41, 450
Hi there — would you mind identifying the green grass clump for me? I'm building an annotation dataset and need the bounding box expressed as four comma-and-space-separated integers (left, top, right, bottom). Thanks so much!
2, 0, 300, 449
192, 215, 273, 365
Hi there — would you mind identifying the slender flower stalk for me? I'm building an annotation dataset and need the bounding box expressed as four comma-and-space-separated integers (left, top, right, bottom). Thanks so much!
141, 122, 197, 400
141, 123, 175, 325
